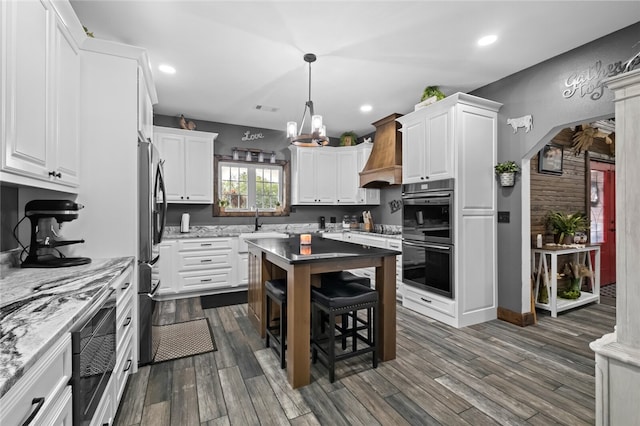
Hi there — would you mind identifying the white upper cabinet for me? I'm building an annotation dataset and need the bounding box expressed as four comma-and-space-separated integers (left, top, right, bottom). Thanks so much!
336, 148, 358, 204
290, 147, 337, 204
154, 127, 217, 204
356, 143, 380, 205
289, 144, 379, 205
1, 0, 83, 191
400, 105, 454, 184
138, 66, 154, 140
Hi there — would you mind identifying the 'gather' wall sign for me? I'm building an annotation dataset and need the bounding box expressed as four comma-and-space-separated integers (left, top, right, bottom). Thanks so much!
563, 56, 639, 101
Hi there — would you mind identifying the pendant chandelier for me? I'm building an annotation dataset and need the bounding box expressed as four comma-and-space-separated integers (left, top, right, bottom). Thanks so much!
286, 53, 329, 147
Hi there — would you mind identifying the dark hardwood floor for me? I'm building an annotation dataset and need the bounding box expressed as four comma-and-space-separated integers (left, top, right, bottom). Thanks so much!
115, 298, 615, 425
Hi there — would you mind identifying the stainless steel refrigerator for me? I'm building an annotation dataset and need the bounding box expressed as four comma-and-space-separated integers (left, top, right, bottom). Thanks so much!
138, 133, 167, 365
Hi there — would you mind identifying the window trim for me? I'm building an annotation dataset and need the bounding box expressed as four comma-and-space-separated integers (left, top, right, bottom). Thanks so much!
213, 155, 290, 217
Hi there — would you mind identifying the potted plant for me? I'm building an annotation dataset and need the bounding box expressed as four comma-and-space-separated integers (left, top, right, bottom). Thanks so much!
340, 131, 358, 146
546, 211, 589, 245
494, 160, 520, 187
218, 198, 229, 212
415, 86, 446, 110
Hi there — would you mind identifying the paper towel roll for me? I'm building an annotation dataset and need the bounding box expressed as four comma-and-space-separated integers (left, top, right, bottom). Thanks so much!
180, 213, 190, 233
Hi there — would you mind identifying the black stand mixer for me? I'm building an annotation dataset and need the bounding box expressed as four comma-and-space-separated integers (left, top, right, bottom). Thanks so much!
20, 200, 91, 268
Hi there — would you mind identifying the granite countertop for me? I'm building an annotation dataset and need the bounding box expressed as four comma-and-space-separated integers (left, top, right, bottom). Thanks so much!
0, 257, 134, 398
164, 224, 402, 240
245, 235, 401, 264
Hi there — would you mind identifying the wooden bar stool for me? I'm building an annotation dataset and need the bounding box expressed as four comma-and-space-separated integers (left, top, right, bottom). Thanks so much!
321, 271, 372, 349
310, 281, 378, 383
265, 278, 287, 368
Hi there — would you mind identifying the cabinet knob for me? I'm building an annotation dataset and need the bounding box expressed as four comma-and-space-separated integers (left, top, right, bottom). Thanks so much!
180, 196, 184, 199
186, 196, 190, 200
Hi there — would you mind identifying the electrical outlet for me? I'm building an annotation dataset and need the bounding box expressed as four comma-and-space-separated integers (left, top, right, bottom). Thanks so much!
498, 211, 510, 223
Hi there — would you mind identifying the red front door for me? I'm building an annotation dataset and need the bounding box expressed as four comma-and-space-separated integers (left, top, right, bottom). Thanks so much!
590, 161, 616, 285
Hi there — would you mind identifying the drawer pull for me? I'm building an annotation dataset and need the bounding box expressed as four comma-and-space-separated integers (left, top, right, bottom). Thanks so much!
420, 297, 432, 304
121, 282, 130, 290
123, 359, 132, 372
200, 278, 212, 283
22, 397, 45, 426
200, 259, 213, 263
124, 316, 132, 327
200, 243, 212, 247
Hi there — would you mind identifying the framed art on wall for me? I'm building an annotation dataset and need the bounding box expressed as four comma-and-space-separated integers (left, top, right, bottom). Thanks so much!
539, 144, 563, 175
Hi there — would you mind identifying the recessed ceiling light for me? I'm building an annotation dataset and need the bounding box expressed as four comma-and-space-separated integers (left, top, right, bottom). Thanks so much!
477, 35, 497, 46
360, 104, 372, 113
158, 64, 176, 74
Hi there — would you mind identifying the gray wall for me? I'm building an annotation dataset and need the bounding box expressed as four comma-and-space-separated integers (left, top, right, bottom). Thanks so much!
1, 186, 19, 252
154, 115, 401, 228
471, 22, 639, 312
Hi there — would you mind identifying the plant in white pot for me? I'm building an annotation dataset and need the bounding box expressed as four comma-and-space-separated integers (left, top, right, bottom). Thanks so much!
494, 160, 520, 187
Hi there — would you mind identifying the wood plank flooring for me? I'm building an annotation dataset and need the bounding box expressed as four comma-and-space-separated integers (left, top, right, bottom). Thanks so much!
115, 299, 615, 426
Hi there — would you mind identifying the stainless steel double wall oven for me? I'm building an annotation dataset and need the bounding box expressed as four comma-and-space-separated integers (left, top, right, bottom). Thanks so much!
402, 179, 454, 298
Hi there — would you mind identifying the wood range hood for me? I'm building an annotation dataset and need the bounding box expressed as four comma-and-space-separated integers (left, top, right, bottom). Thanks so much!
359, 113, 403, 188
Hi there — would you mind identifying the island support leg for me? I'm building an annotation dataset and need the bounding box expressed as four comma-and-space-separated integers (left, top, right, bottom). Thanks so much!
286, 264, 311, 388
375, 255, 397, 361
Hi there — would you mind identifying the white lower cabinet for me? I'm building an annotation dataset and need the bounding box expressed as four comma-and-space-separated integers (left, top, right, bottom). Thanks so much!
41, 386, 73, 426
404, 285, 455, 318
157, 237, 242, 298
0, 334, 72, 426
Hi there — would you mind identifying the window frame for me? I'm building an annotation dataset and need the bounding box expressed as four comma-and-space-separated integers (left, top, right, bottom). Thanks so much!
213, 155, 290, 217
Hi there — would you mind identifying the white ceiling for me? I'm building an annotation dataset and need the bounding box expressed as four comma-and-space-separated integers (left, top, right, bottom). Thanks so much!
70, 1, 640, 138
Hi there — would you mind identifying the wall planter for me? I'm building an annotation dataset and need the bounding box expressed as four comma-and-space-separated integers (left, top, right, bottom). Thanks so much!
499, 172, 516, 187
495, 160, 520, 187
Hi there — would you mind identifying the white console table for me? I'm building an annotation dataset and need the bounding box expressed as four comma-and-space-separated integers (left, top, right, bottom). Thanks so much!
532, 245, 600, 317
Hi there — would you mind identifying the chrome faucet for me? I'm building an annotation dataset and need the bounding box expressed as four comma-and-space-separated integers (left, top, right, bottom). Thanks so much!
254, 206, 261, 231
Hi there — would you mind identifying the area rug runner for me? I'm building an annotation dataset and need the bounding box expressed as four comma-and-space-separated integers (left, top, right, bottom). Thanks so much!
152, 318, 216, 363
600, 283, 616, 298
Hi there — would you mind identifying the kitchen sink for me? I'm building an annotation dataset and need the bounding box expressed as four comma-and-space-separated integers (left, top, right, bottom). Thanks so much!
238, 232, 289, 252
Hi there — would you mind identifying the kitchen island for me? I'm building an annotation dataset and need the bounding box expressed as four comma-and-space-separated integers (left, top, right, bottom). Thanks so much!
246, 235, 400, 388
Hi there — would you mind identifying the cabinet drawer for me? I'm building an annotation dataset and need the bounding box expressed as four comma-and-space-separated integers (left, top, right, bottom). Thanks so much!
178, 250, 233, 271
178, 238, 232, 251
0, 334, 72, 426
404, 285, 455, 316
113, 265, 134, 306
179, 269, 233, 289
386, 239, 402, 251
40, 385, 73, 426
116, 290, 134, 350
113, 332, 134, 408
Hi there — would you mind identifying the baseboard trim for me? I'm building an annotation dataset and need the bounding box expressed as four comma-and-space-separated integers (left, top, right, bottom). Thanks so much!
498, 306, 536, 327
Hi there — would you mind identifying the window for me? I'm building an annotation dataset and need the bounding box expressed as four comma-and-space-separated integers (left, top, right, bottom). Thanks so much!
214, 156, 289, 216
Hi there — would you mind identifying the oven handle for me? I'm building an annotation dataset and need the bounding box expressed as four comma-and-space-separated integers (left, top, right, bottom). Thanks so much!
402, 240, 452, 251
402, 192, 451, 200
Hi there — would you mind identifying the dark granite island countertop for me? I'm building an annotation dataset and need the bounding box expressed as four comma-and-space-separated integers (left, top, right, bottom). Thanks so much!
0, 257, 134, 398
246, 235, 400, 388
244, 234, 401, 263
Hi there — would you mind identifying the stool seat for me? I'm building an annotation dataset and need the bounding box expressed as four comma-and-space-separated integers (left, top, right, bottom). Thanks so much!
265, 278, 287, 301
321, 271, 370, 288
312, 281, 377, 308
